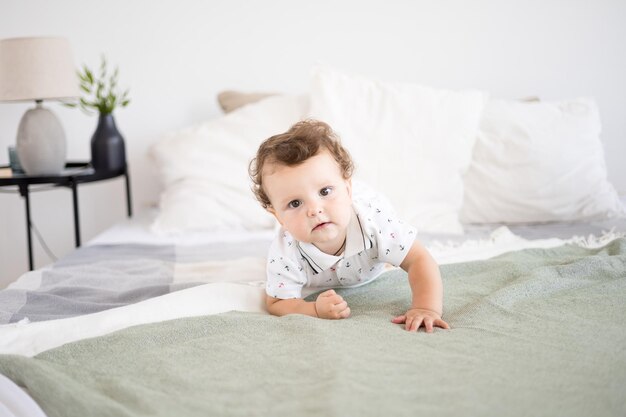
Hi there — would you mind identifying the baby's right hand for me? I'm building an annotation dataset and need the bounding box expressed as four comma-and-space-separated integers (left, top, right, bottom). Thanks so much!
315, 289, 351, 319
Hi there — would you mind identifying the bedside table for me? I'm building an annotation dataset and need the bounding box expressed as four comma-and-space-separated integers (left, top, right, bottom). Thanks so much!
0, 162, 132, 270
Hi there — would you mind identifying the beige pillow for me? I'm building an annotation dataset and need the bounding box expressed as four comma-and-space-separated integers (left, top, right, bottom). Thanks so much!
217, 90, 277, 113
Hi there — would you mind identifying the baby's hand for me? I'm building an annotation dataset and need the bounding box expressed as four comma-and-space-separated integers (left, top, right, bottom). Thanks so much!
315, 289, 351, 319
392, 308, 450, 332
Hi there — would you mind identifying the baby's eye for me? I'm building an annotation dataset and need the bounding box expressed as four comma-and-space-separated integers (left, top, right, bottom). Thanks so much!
288, 200, 302, 209
319, 187, 333, 197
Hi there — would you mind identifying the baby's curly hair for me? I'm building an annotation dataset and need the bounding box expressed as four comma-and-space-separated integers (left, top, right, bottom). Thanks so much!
249, 119, 354, 209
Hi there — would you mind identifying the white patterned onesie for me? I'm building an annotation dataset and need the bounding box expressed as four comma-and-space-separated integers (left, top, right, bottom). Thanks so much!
265, 193, 418, 299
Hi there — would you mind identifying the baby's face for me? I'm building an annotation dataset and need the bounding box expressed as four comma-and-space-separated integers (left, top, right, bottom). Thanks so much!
264, 151, 352, 255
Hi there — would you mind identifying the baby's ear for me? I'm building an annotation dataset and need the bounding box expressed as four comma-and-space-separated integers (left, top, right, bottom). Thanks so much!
346, 178, 353, 198
266, 206, 283, 226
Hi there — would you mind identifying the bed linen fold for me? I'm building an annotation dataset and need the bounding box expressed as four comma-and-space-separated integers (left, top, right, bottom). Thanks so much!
1, 226, 574, 326
0, 228, 614, 357
1, 239, 625, 417
0, 243, 268, 325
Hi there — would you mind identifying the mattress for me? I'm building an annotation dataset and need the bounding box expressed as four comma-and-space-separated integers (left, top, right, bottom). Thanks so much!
88, 208, 626, 246
1, 211, 625, 417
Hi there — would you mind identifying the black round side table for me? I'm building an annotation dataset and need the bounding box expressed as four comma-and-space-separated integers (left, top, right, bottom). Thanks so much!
0, 162, 132, 270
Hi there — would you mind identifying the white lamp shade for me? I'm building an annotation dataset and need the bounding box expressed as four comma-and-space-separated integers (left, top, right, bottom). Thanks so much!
0, 37, 79, 102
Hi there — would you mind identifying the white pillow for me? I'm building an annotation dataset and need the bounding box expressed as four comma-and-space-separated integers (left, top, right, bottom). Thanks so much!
461, 97, 625, 223
309, 66, 487, 234
150, 95, 309, 234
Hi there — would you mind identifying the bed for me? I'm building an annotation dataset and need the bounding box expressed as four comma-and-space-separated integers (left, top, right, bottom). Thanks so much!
1, 67, 625, 417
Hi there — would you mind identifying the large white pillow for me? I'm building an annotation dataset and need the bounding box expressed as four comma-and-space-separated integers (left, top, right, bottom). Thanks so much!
150, 95, 309, 233
309, 66, 487, 234
461, 97, 624, 223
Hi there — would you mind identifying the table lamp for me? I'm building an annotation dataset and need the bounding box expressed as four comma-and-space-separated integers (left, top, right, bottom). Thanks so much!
0, 37, 79, 175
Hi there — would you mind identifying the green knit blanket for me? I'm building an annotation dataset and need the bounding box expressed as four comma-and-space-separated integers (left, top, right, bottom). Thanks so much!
1, 239, 625, 417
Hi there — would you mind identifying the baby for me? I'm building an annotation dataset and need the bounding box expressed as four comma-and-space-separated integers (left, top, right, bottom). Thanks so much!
249, 119, 449, 332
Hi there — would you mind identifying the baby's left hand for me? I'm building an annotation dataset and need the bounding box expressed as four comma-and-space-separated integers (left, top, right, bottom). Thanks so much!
392, 308, 450, 333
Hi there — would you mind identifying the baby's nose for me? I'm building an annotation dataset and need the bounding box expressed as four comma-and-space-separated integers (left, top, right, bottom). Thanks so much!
307, 206, 323, 217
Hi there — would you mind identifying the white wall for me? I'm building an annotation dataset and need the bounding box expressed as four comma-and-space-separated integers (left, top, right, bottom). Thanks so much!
1, 0, 625, 287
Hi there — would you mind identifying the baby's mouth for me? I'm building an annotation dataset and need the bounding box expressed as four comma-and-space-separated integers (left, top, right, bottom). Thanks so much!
313, 221, 331, 231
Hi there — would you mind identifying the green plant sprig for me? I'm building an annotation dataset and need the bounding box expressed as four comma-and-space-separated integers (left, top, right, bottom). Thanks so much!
65, 55, 130, 115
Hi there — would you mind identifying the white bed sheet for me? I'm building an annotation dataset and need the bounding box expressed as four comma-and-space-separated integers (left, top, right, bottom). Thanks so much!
0, 373, 46, 417
89, 205, 626, 245
87, 208, 276, 247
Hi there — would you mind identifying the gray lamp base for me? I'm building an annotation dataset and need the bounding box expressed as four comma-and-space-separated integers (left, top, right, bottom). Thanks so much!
16, 101, 67, 175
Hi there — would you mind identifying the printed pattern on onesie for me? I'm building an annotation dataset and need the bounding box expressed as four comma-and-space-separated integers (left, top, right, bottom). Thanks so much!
266, 191, 417, 299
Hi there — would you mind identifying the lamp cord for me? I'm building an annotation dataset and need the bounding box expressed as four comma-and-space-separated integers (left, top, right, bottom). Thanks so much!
1, 186, 59, 262
29, 220, 58, 262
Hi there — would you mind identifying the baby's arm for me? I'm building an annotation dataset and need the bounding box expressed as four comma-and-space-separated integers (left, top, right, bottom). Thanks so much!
391, 240, 450, 332
266, 289, 350, 319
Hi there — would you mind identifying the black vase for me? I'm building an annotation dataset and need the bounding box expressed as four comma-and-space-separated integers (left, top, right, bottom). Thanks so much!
91, 113, 127, 172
